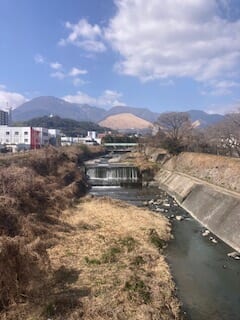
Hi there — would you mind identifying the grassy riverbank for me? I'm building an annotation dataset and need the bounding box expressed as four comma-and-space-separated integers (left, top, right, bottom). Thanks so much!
23, 196, 180, 319
0, 145, 104, 319
0, 148, 182, 319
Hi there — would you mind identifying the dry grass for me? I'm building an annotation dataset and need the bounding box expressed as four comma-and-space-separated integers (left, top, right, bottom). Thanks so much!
121, 151, 159, 172
0, 146, 181, 319
164, 152, 240, 193
0, 145, 105, 318
40, 196, 181, 320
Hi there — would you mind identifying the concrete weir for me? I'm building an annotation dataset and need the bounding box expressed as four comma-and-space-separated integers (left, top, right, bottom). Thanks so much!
155, 169, 240, 252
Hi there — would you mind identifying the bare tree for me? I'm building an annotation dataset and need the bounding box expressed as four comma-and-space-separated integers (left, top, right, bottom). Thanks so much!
154, 112, 192, 154
226, 109, 240, 127
205, 112, 240, 157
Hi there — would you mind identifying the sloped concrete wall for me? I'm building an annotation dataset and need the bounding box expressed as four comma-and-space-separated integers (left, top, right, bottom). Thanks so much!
155, 170, 240, 252
155, 170, 196, 202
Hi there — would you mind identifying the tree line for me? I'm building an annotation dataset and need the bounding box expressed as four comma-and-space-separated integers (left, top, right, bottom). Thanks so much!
14, 115, 110, 137
145, 110, 240, 157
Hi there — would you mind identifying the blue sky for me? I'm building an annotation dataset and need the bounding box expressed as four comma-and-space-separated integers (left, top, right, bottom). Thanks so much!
0, 0, 240, 114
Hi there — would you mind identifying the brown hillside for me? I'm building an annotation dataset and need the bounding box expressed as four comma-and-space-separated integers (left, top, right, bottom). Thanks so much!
99, 113, 153, 130
163, 152, 240, 193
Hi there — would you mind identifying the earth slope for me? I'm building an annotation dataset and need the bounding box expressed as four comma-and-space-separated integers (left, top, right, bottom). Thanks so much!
99, 113, 153, 130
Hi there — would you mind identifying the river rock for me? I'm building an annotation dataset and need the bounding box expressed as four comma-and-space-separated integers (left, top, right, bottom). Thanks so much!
209, 237, 218, 244
202, 229, 210, 237
227, 252, 240, 260
163, 203, 170, 207
176, 215, 184, 221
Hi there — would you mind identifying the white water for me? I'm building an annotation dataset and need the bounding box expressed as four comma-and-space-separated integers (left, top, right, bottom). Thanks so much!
86, 165, 139, 185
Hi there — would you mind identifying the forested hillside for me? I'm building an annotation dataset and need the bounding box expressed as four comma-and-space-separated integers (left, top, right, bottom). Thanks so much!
15, 116, 110, 136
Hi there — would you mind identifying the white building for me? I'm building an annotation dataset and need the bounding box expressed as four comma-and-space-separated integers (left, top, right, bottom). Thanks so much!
61, 135, 99, 146
33, 127, 49, 146
48, 129, 62, 146
87, 131, 96, 140
61, 136, 88, 146
0, 126, 40, 151
87, 131, 101, 144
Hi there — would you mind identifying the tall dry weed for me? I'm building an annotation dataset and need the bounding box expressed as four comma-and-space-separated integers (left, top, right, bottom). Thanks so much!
0, 166, 50, 214
0, 145, 103, 315
0, 237, 49, 311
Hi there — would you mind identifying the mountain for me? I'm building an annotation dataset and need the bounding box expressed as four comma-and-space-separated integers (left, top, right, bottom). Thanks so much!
102, 106, 159, 123
12, 96, 105, 122
99, 113, 153, 130
12, 96, 224, 129
187, 110, 224, 128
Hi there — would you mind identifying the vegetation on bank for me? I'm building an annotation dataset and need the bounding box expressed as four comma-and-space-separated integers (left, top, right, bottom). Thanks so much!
163, 152, 240, 193
0, 145, 104, 319
46, 197, 181, 320
102, 134, 139, 144
148, 110, 240, 157
0, 145, 182, 319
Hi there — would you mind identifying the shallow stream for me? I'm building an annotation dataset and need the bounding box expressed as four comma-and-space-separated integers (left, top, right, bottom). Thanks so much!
87, 157, 240, 320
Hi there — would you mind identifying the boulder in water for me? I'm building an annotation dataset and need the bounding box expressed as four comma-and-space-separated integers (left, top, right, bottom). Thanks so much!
227, 252, 240, 260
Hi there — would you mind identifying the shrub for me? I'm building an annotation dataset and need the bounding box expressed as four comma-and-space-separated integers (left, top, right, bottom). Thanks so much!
124, 275, 151, 304
101, 246, 122, 263
0, 145, 99, 313
0, 237, 48, 310
149, 229, 166, 251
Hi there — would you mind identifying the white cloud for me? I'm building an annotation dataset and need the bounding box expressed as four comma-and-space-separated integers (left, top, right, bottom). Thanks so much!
69, 67, 88, 77
0, 86, 27, 109
99, 90, 126, 107
34, 54, 45, 64
50, 71, 66, 80
203, 80, 240, 96
105, 0, 240, 86
48, 65, 88, 84
50, 67, 89, 83
0, 84, 7, 90
63, 89, 126, 108
59, 19, 106, 52
206, 100, 240, 114
50, 62, 62, 70
33, 51, 89, 84
63, 91, 97, 105
72, 78, 88, 86
35, 55, 63, 70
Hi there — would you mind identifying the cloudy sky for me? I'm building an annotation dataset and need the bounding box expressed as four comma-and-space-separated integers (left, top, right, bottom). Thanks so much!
0, 0, 240, 113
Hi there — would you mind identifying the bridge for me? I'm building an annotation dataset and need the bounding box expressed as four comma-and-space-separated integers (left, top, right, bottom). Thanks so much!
102, 142, 138, 152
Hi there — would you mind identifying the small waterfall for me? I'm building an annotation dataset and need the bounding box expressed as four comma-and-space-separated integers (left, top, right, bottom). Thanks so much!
86, 165, 140, 186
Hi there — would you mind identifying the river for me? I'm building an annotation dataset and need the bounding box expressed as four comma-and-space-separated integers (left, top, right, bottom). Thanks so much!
86, 156, 240, 320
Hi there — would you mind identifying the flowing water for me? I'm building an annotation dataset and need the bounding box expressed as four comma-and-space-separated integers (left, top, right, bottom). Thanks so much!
86, 165, 139, 186
87, 156, 240, 320
85, 157, 140, 186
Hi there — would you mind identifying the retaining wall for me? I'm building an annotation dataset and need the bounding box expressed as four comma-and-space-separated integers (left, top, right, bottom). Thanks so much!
155, 169, 240, 252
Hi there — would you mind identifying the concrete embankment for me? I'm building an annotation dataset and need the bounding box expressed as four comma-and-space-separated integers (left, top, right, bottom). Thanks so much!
153, 152, 240, 252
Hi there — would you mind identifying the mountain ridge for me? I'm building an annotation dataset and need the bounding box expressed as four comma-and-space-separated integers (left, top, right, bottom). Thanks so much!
12, 96, 224, 128
12, 96, 106, 122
